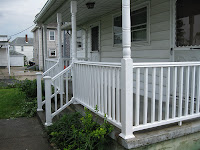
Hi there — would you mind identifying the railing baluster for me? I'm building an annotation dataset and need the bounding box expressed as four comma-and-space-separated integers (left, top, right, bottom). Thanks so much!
178, 67, 184, 126
112, 68, 116, 121
66, 72, 69, 103
165, 67, 170, 120
95, 66, 98, 108
135, 68, 140, 126
116, 68, 120, 123
108, 67, 111, 118
54, 81, 58, 111
190, 66, 196, 115
60, 76, 63, 107
158, 67, 163, 121
100, 67, 104, 113
104, 68, 108, 115
143, 68, 148, 124
151, 68, 156, 123
89, 65, 93, 107
185, 66, 190, 116
196, 66, 200, 113
172, 66, 177, 118
91, 66, 95, 108
97, 66, 101, 111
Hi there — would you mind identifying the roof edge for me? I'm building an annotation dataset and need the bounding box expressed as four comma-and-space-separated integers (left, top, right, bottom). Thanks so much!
34, 0, 55, 23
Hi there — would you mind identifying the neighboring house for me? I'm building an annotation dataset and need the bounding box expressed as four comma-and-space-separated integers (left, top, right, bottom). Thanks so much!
34, 0, 200, 149
31, 24, 81, 70
0, 35, 9, 67
0, 35, 10, 74
9, 50, 24, 67
10, 35, 33, 64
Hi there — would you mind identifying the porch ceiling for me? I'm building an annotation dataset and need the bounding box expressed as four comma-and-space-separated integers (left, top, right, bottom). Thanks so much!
34, 0, 122, 26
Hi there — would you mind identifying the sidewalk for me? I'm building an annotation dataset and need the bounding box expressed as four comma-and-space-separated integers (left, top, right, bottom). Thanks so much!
0, 117, 52, 150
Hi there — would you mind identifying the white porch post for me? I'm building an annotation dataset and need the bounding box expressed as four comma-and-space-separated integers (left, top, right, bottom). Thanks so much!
36, 72, 43, 111
71, 1, 77, 62
119, 0, 135, 139
44, 76, 52, 126
43, 24, 47, 70
57, 13, 63, 68
57, 13, 64, 104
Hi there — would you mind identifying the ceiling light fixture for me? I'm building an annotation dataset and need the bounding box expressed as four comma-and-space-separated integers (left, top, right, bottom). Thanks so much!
86, 2, 95, 9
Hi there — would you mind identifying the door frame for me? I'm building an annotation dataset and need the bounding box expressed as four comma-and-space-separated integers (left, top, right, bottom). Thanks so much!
89, 21, 101, 61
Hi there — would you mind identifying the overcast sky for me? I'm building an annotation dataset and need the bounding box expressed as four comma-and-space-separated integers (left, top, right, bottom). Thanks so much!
0, 0, 47, 41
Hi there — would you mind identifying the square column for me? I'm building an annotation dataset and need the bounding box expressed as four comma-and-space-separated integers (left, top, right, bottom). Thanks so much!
42, 24, 47, 70
71, 1, 77, 62
119, 0, 135, 139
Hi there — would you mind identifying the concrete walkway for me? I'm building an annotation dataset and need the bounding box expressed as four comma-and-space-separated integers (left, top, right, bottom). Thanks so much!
0, 117, 52, 150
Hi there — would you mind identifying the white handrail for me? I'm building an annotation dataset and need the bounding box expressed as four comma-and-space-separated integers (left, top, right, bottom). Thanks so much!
133, 61, 200, 68
75, 61, 121, 67
52, 64, 72, 81
43, 61, 59, 76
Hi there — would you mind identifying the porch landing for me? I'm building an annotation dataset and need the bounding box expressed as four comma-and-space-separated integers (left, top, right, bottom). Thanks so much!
37, 102, 200, 149
119, 117, 200, 149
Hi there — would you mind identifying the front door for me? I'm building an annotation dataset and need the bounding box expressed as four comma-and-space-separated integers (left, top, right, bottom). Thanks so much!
174, 0, 200, 61
90, 25, 100, 62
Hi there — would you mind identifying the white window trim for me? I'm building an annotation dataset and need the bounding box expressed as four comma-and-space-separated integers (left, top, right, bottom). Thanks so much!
112, 1, 150, 47
172, 0, 200, 50
49, 30, 55, 41
49, 49, 56, 57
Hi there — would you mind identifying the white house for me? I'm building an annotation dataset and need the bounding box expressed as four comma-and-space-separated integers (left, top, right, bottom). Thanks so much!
34, 0, 200, 149
10, 35, 33, 64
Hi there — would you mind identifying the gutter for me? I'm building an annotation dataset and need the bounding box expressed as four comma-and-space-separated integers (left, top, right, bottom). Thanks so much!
34, 0, 55, 23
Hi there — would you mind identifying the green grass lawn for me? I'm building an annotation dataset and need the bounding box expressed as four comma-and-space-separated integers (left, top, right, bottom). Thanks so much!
0, 88, 25, 119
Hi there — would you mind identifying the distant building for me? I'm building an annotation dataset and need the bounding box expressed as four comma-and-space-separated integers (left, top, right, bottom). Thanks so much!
10, 35, 33, 64
9, 50, 24, 67
0, 35, 10, 74
31, 24, 71, 70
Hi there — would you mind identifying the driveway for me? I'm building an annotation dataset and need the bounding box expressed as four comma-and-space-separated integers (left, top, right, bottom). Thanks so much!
0, 67, 41, 80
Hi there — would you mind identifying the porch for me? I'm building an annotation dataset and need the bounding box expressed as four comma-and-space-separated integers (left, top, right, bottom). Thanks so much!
34, 0, 200, 149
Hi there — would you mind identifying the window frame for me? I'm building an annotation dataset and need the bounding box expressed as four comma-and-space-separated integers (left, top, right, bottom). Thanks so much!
49, 49, 56, 57
49, 30, 55, 41
112, 1, 150, 47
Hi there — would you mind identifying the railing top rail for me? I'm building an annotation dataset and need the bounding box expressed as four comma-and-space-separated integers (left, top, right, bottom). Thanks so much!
75, 61, 121, 67
45, 58, 58, 62
43, 61, 59, 76
133, 61, 200, 68
52, 64, 72, 81
62, 58, 71, 61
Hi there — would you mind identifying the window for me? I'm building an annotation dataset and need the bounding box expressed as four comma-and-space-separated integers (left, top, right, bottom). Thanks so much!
49, 30, 55, 41
113, 6, 148, 44
91, 26, 99, 51
21, 46, 23, 51
176, 0, 200, 47
49, 49, 56, 57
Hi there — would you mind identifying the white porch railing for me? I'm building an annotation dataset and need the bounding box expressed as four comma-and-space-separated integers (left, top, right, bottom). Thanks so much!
45, 58, 58, 72
38, 60, 200, 139
73, 61, 122, 128
36, 58, 71, 112
132, 61, 200, 132
44, 65, 73, 125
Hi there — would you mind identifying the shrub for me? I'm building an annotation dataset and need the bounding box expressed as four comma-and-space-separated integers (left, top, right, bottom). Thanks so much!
17, 79, 44, 100
47, 108, 113, 150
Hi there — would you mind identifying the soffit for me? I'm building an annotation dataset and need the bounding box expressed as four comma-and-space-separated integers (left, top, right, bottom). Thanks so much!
36, 0, 122, 26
